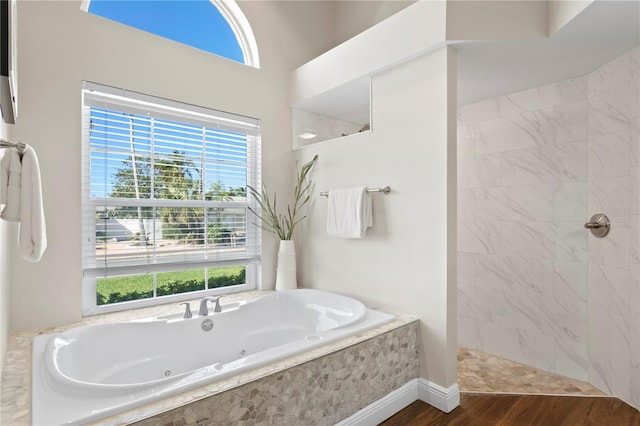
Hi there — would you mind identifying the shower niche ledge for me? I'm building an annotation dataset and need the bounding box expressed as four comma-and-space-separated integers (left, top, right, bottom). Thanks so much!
289, 1, 446, 149
292, 76, 371, 149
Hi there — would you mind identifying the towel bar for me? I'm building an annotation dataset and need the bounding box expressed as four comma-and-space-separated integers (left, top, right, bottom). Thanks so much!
0, 139, 26, 155
320, 186, 391, 197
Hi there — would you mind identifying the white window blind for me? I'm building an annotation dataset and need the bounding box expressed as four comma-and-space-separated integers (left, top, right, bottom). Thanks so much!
81, 82, 261, 297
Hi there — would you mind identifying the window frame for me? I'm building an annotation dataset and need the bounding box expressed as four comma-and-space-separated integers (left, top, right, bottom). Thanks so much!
81, 81, 261, 316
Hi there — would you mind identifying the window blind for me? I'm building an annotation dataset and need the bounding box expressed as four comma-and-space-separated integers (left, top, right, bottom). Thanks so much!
81, 82, 261, 279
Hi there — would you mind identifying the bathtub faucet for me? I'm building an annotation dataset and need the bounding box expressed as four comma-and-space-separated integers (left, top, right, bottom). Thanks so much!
179, 302, 192, 319
198, 296, 223, 316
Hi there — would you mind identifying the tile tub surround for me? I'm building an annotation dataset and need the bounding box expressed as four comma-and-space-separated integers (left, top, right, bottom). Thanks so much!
458, 44, 640, 409
131, 322, 419, 426
0, 290, 417, 425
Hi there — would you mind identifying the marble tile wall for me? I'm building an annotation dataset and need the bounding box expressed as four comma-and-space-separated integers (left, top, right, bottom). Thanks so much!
457, 74, 590, 381
457, 44, 640, 410
587, 45, 640, 410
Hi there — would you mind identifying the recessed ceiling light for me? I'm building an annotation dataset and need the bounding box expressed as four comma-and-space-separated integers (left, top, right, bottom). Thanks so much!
298, 132, 317, 140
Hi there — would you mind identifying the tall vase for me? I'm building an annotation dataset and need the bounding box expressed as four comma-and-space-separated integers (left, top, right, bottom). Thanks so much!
275, 240, 297, 291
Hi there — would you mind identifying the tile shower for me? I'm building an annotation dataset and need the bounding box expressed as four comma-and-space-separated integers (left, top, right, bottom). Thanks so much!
457, 45, 640, 409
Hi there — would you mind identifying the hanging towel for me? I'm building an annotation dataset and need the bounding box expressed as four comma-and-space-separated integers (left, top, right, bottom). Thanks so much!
17, 146, 47, 262
0, 149, 12, 205
0, 148, 22, 222
326, 187, 373, 238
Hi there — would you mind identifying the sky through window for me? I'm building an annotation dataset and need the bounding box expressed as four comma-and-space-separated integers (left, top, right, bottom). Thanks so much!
88, 0, 245, 64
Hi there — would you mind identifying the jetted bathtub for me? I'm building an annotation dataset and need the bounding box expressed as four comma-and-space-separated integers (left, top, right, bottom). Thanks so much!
32, 289, 394, 425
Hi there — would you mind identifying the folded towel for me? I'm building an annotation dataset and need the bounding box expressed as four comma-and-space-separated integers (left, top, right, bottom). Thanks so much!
326, 187, 373, 238
18, 146, 47, 262
0, 148, 22, 222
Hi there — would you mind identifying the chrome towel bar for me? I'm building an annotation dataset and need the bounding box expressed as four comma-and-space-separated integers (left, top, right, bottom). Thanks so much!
0, 139, 27, 155
320, 186, 391, 197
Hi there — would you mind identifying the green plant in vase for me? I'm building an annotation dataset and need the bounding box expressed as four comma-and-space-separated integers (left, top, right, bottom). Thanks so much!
247, 155, 318, 291
247, 154, 318, 240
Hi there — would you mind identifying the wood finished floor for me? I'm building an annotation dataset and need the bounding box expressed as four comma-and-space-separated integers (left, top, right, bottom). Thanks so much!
379, 393, 640, 426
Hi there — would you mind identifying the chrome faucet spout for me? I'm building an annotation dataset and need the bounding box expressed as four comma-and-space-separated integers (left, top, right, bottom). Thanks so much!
198, 296, 223, 316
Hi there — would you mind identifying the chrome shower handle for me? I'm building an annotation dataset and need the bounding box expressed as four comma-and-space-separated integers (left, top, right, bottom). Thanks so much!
584, 222, 605, 229
584, 213, 610, 238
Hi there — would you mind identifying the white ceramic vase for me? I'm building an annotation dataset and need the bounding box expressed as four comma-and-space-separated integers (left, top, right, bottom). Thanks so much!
275, 240, 297, 291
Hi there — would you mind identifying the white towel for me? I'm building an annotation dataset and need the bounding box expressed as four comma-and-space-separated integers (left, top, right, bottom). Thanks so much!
0, 148, 22, 222
0, 149, 11, 204
326, 187, 373, 238
0, 146, 47, 262
18, 146, 47, 262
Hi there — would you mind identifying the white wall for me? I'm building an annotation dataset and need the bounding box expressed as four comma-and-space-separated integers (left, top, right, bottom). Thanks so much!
0, 120, 9, 370
0, 222, 7, 373
8, 0, 337, 331
332, 1, 415, 46
446, 1, 548, 41
295, 46, 458, 387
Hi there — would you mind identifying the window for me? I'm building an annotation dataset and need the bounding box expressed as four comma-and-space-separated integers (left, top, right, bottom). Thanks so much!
82, 0, 260, 68
81, 82, 261, 315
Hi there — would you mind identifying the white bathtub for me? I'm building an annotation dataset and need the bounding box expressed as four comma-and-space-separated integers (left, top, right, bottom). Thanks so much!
32, 289, 394, 425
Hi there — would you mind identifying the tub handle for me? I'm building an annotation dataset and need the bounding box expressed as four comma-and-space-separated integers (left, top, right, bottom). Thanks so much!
198, 296, 223, 316
179, 302, 192, 319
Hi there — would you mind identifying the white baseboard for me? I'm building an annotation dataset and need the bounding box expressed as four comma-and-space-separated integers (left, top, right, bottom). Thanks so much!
336, 379, 419, 426
417, 378, 460, 413
337, 379, 460, 425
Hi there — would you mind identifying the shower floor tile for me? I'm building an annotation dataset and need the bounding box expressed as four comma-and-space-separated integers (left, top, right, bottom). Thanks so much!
457, 347, 605, 396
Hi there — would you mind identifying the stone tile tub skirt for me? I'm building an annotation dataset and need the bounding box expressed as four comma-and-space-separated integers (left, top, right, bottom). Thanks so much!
131, 321, 420, 426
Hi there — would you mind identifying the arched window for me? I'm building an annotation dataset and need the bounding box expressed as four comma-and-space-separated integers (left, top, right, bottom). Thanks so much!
82, 0, 260, 68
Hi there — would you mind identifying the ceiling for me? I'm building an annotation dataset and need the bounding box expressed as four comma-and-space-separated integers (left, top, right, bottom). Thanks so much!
293, 77, 371, 126
456, 0, 640, 105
